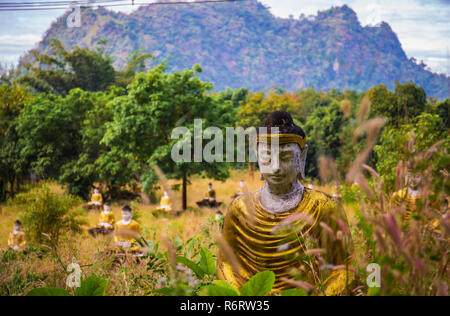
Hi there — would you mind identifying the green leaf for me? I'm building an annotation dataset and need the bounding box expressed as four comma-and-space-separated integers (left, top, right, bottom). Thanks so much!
281, 289, 307, 296
156, 287, 176, 296
75, 276, 109, 296
199, 281, 240, 297
27, 287, 71, 296
368, 287, 381, 296
240, 271, 275, 296
176, 256, 204, 278
199, 247, 216, 276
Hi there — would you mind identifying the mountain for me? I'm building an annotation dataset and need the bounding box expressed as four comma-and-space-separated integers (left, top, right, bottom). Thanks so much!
22, 0, 449, 99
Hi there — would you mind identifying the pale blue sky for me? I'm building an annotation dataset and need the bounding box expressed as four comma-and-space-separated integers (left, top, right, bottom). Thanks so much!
0, 0, 448, 74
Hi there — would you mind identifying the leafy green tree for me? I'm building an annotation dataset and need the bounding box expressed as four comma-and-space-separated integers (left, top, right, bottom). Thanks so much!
374, 113, 449, 191
16, 88, 123, 200
11, 184, 86, 244
369, 82, 427, 127
104, 64, 235, 209
58, 88, 122, 199
303, 100, 346, 178
21, 40, 115, 95
0, 83, 31, 200
429, 99, 449, 129
115, 51, 155, 88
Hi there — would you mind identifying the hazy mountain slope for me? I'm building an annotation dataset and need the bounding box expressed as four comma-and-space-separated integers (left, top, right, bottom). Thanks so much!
24, 0, 449, 98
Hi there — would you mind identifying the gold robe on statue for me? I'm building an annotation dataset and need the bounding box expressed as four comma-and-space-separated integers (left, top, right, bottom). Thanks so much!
88, 193, 103, 206
8, 231, 26, 250
97, 212, 116, 228
217, 188, 353, 295
157, 196, 173, 212
392, 189, 421, 222
111, 220, 141, 253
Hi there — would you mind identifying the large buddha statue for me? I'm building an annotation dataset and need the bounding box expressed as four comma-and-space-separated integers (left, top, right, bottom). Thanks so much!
217, 111, 353, 295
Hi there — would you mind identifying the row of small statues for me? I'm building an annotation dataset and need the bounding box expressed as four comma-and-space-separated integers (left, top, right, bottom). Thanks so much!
87, 182, 231, 216
6, 172, 434, 254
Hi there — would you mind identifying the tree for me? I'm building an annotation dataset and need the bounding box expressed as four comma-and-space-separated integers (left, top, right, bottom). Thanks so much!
368, 82, 427, 127
429, 99, 449, 129
12, 185, 86, 244
20, 40, 116, 95
103, 64, 235, 209
0, 83, 31, 200
374, 113, 449, 191
115, 51, 156, 88
16, 88, 121, 200
303, 100, 347, 178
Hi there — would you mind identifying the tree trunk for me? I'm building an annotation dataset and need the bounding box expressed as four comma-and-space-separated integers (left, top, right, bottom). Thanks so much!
248, 162, 255, 182
182, 170, 187, 210
9, 178, 15, 198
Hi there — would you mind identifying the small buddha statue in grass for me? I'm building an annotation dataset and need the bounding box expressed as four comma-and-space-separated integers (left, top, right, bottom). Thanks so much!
217, 111, 354, 295
8, 220, 26, 251
88, 188, 103, 210
197, 183, 222, 208
232, 180, 246, 199
157, 191, 173, 213
109, 205, 141, 254
393, 162, 443, 235
393, 162, 423, 225
88, 202, 115, 237
206, 183, 216, 203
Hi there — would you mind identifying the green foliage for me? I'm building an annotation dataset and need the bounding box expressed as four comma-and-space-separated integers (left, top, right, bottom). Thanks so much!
374, 113, 449, 191
10, 184, 86, 244
27, 287, 71, 296
26, 275, 109, 296
199, 247, 216, 276
74, 276, 110, 296
176, 247, 216, 279
104, 64, 235, 208
200, 271, 276, 297
303, 100, 346, 177
369, 82, 427, 127
240, 270, 275, 296
200, 280, 241, 296
0, 83, 31, 201
21, 40, 115, 95
16, 88, 121, 199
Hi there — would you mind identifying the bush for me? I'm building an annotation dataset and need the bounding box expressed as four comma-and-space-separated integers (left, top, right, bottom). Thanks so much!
9, 184, 86, 244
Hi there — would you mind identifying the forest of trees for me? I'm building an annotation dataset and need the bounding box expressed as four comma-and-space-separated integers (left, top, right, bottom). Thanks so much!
1, 41, 449, 206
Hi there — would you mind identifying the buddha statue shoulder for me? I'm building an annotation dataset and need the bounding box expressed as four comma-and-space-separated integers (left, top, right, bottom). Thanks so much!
217, 111, 353, 296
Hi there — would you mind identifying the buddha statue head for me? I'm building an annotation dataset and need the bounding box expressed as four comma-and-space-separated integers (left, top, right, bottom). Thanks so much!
13, 220, 22, 233
257, 111, 308, 196
121, 205, 132, 224
103, 202, 111, 214
94, 188, 99, 195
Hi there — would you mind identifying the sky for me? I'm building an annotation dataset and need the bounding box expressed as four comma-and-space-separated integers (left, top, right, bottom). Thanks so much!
0, 0, 448, 75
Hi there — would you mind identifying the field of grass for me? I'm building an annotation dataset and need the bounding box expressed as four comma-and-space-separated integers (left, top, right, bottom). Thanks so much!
0, 168, 446, 296
0, 170, 283, 295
